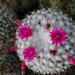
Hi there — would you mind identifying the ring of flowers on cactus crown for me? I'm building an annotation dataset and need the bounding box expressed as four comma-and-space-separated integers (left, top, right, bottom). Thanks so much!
50, 28, 68, 46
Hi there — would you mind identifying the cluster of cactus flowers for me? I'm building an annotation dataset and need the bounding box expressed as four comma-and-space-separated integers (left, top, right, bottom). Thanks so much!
15, 9, 75, 74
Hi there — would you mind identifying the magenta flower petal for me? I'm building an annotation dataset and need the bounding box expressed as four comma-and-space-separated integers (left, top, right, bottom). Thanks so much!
21, 61, 26, 71
68, 56, 75, 65
22, 47, 36, 61
17, 24, 33, 39
8, 45, 18, 51
50, 28, 68, 46
13, 19, 22, 26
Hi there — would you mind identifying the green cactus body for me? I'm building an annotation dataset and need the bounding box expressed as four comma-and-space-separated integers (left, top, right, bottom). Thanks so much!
0, 55, 20, 75
0, 3, 17, 50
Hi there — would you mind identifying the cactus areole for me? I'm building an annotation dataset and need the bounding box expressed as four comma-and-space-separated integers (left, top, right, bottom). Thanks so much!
16, 9, 75, 74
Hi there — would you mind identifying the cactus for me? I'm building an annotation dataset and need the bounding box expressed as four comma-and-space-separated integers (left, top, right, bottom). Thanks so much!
15, 9, 75, 74
0, 3, 17, 50
0, 54, 21, 75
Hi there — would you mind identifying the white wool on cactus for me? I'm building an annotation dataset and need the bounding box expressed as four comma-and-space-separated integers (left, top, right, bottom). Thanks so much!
15, 9, 75, 74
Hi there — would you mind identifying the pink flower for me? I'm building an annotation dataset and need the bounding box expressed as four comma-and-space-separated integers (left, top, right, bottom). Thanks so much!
21, 61, 26, 71
17, 24, 33, 40
8, 45, 18, 51
50, 28, 68, 46
68, 56, 75, 65
22, 47, 36, 61
13, 19, 22, 26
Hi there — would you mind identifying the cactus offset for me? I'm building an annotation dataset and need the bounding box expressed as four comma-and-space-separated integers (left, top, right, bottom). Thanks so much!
0, 55, 21, 75
0, 3, 17, 50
